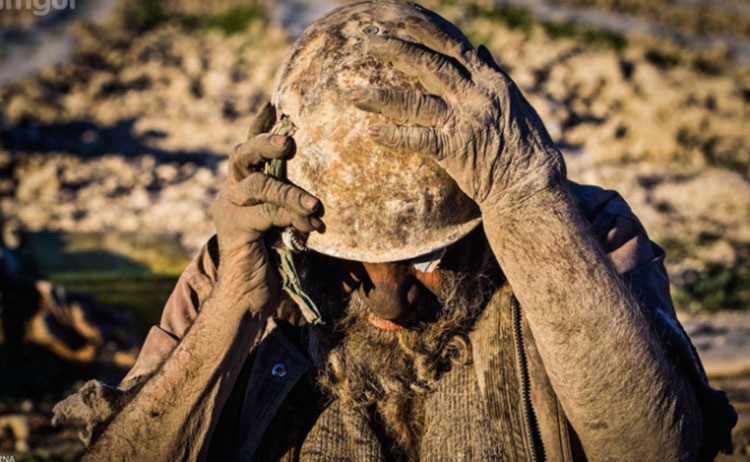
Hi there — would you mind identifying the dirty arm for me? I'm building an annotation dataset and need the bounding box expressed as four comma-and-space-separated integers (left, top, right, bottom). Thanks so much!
354, 24, 701, 461
81, 104, 322, 461
83, 250, 269, 460
481, 184, 701, 461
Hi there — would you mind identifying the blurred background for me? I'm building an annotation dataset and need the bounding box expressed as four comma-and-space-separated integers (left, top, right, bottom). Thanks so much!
0, 0, 748, 459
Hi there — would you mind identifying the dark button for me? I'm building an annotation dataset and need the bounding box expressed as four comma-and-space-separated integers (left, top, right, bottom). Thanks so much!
271, 362, 287, 378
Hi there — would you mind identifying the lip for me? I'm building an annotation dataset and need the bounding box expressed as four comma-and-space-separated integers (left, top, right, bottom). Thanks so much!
367, 314, 407, 331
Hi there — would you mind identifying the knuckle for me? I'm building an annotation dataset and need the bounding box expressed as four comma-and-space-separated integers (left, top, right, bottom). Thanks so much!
383, 126, 400, 144
260, 202, 276, 217
419, 130, 435, 151
261, 174, 277, 196
275, 183, 293, 206
249, 172, 269, 193
375, 88, 389, 104
437, 131, 451, 155
238, 173, 263, 199
423, 51, 444, 70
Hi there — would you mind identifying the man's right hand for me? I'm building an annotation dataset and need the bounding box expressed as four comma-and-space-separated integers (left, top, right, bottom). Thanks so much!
210, 102, 322, 314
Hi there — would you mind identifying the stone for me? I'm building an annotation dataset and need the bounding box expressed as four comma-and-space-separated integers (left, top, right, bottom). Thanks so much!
15, 163, 59, 202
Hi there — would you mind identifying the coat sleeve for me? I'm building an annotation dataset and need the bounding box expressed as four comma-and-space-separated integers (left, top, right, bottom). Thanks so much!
53, 236, 223, 445
120, 235, 221, 387
571, 181, 737, 460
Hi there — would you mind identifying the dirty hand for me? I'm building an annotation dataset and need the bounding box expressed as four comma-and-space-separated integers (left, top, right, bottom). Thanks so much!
351, 19, 565, 209
210, 103, 322, 311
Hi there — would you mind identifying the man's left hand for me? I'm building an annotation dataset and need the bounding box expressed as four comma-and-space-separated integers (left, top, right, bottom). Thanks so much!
350, 18, 564, 210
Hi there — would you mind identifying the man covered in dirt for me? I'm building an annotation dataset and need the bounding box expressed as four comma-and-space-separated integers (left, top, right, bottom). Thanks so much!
54, 2, 736, 461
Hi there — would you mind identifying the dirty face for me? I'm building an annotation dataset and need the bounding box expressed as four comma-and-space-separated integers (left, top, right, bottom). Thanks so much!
302, 227, 492, 329
305, 228, 497, 456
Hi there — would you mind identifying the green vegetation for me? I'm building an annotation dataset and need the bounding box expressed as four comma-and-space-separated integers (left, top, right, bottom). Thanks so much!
16, 448, 84, 462
125, 0, 169, 32
662, 235, 750, 313
203, 6, 266, 35
541, 21, 578, 39
467, 4, 535, 33
125, 0, 267, 35
18, 231, 190, 333
672, 262, 750, 314
53, 273, 180, 333
660, 237, 689, 262
466, 3, 627, 52
580, 28, 627, 52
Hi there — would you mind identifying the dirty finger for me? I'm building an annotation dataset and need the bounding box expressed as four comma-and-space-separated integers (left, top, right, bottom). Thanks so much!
231, 134, 294, 181
404, 16, 475, 67
350, 88, 452, 128
366, 36, 477, 101
246, 102, 277, 139
368, 124, 446, 159
230, 172, 319, 215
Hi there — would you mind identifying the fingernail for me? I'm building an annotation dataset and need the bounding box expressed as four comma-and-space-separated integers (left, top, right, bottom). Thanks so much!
351, 88, 365, 100
368, 125, 380, 137
272, 135, 287, 146
303, 196, 319, 210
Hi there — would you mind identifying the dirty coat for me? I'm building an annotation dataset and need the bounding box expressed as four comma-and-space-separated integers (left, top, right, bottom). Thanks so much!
110, 183, 735, 461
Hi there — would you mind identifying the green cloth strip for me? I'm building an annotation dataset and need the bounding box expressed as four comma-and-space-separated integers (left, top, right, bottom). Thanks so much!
267, 117, 324, 324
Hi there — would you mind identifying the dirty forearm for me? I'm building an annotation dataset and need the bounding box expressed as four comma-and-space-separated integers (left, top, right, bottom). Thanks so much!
481, 183, 701, 461
83, 253, 268, 461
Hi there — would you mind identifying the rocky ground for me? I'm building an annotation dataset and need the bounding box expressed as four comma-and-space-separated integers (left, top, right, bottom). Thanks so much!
0, 0, 749, 459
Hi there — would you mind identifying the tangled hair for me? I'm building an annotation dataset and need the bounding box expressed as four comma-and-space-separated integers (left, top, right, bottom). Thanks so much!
305, 260, 498, 459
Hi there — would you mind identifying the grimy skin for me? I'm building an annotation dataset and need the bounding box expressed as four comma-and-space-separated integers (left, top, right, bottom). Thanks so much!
355, 22, 701, 460
84, 23, 701, 462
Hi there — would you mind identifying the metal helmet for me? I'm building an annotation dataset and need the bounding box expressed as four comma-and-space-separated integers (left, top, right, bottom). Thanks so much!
271, 1, 481, 263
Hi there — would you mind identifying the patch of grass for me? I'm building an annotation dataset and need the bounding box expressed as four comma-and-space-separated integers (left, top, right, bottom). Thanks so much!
466, 4, 627, 53
124, 1, 266, 35
467, 4, 535, 33
16, 448, 84, 462
203, 6, 266, 35
660, 237, 689, 263
125, 0, 168, 32
582, 29, 627, 52
673, 262, 750, 313
542, 21, 578, 39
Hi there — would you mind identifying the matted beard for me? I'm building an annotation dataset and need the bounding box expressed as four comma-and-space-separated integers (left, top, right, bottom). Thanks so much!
305, 267, 496, 459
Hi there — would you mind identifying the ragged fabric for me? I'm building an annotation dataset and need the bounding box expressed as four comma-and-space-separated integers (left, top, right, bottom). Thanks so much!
52, 376, 148, 446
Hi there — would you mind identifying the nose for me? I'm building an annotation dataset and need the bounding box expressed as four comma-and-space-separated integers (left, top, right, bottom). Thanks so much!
359, 262, 421, 320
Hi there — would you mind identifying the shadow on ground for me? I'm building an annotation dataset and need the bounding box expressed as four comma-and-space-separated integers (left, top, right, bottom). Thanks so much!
1, 118, 222, 165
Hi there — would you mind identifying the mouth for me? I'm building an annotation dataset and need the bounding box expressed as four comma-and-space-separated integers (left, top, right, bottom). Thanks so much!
366, 313, 407, 331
